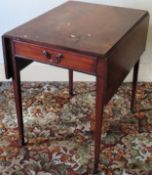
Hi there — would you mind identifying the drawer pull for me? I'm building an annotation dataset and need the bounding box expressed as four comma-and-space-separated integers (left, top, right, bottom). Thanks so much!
56, 53, 64, 61
42, 50, 52, 59
49, 53, 64, 64
43, 50, 63, 64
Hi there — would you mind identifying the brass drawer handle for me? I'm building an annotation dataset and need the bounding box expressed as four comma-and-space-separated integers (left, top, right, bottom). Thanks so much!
55, 53, 64, 63
42, 50, 64, 64
49, 53, 64, 64
42, 50, 52, 59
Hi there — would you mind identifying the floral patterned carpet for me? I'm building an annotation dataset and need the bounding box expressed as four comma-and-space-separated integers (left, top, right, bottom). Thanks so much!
0, 82, 152, 175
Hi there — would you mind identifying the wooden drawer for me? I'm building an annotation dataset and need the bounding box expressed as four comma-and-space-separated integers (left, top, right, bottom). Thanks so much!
14, 41, 97, 75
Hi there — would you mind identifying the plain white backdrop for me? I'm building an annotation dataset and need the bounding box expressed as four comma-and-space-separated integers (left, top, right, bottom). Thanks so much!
0, 0, 151, 81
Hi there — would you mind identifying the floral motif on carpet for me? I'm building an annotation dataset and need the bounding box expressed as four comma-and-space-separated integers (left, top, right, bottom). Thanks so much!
0, 82, 152, 175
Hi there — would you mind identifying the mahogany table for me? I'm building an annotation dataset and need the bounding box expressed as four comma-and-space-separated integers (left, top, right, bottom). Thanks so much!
2, 1, 149, 173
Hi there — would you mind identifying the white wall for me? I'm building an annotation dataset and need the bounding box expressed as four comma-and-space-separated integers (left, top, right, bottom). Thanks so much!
0, 0, 152, 81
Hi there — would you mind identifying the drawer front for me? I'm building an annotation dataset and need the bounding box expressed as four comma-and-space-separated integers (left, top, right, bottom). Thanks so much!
14, 41, 96, 75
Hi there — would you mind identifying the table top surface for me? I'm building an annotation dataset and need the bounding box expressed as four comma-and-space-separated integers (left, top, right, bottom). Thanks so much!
5, 1, 148, 57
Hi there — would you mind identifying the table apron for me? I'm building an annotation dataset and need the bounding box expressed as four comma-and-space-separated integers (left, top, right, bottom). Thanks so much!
13, 41, 98, 76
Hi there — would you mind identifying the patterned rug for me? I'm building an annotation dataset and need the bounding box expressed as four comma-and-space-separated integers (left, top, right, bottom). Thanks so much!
0, 82, 152, 175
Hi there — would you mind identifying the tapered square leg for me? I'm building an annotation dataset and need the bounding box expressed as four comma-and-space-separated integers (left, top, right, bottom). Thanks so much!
131, 60, 140, 113
93, 76, 106, 174
12, 58, 25, 146
69, 69, 74, 97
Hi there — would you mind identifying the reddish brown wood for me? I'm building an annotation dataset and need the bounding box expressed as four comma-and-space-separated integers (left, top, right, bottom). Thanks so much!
3, 1, 148, 57
131, 60, 140, 112
69, 69, 74, 97
2, 36, 33, 79
2, 1, 150, 173
2, 36, 13, 79
94, 59, 107, 173
12, 56, 25, 146
14, 41, 97, 75
105, 14, 149, 104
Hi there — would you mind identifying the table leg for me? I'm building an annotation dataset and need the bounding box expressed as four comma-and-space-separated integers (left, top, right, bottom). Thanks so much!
69, 69, 74, 97
131, 60, 140, 113
93, 76, 105, 174
12, 58, 25, 146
